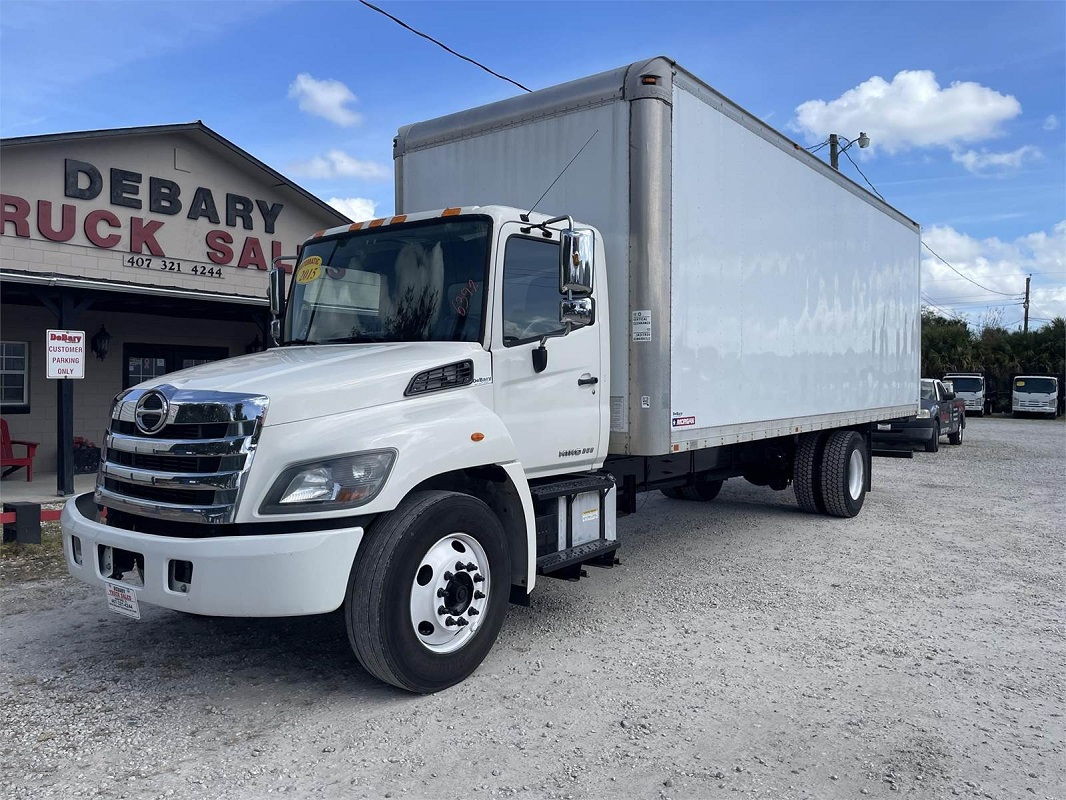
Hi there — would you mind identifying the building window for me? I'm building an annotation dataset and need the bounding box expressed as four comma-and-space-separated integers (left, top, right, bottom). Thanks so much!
1, 341, 30, 413
123, 344, 229, 389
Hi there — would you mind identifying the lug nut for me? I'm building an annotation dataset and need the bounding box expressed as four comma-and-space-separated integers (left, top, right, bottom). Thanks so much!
473, 573, 484, 583
474, 590, 485, 600
466, 562, 477, 571
455, 561, 466, 571
438, 605, 447, 615
455, 617, 469, 627
445, 616, 457, 627
444, 571, 454, 581
437, 588, 446, 597
467, 607, 479, 616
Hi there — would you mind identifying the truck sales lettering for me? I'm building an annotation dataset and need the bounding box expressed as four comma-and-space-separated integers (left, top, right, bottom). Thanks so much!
0, 158, 293, 270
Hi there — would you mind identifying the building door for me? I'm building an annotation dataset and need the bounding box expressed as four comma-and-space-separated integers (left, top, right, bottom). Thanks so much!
123, 344, 229, 389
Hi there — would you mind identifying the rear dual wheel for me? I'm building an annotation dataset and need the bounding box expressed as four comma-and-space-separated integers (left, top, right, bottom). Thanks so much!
793, 430, 867, 518
344, 491, 510, 693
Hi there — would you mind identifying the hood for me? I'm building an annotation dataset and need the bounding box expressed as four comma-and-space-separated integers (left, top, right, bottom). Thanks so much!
155, 342, 487, 425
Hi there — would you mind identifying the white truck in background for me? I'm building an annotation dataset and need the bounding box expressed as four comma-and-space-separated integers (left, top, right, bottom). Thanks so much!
943, 373, 986, 415
1012, 375, 1060, 417
62, 58, 920, 693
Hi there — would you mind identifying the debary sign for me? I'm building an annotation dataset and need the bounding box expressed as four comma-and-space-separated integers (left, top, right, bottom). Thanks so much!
46, 329, 85, 379
1, 158, 296, 272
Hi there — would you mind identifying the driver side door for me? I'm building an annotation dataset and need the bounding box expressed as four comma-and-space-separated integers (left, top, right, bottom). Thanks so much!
490, 223, 601, 477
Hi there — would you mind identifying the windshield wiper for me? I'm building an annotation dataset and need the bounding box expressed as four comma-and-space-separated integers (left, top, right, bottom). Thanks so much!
318, 335, 390, 344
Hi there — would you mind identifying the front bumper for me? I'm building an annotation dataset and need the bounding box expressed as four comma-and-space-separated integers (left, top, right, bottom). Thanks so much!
871, 420, 935, 444
62, 494, 363, 617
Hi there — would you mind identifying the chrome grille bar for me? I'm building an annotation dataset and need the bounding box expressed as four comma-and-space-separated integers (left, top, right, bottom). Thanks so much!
95, 384, 268, 525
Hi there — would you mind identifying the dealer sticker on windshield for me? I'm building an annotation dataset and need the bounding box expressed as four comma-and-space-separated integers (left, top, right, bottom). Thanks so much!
295, 255, 323, 284
105, 582, 141, 619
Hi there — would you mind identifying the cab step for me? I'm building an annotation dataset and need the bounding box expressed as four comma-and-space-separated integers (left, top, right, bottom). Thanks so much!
537, 538, 620, 581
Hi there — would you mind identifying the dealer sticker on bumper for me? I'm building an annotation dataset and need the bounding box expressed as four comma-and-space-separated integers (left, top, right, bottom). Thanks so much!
105, 582, 141, 619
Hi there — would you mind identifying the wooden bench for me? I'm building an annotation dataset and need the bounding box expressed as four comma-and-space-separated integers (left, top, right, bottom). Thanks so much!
1, 418, 38, 481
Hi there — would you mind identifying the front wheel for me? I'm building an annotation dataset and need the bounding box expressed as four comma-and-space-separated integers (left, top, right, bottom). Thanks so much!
345, 490, 511, 693
925, 422, 940, 453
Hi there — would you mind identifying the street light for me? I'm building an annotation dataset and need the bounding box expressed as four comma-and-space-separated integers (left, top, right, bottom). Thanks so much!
828, 132, 870, 170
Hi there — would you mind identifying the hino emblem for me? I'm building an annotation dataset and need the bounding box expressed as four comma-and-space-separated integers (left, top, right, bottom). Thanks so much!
134, 390, 169, 435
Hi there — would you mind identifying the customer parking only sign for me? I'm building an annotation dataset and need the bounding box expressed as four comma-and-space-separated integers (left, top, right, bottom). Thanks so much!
46, 329, 86, 379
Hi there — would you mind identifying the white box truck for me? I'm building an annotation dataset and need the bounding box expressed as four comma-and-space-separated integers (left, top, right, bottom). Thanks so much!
62, 58, 920, 692
943, 373, 986, 415
1012, 375, 1060, 417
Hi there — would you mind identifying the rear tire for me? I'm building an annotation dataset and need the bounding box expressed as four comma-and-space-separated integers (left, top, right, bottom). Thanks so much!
949, 422, 963, 445
793, 432, 827, 513
344, 490, 510, 693
925, 422, 940, 452
819, 430, 867, 518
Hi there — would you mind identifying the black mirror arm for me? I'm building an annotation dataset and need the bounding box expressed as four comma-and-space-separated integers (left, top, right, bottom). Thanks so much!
531, 323, 572, 374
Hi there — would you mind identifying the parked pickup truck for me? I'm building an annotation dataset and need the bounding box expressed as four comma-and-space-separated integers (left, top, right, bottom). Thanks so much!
874, 379, 965, 452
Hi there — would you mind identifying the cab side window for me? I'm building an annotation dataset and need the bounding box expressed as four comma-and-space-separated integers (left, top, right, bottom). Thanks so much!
502, 237, 565, 346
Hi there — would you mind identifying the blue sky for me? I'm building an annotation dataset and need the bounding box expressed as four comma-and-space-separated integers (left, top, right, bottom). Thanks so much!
2, 1, 1064, 326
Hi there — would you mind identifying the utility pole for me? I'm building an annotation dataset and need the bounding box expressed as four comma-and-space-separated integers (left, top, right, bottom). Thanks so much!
829, 133, 839, 170
1023, 274, 1031, 333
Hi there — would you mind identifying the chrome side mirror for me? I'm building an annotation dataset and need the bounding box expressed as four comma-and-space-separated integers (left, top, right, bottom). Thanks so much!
269, 267, 286, 318
560, 229, 594, 295
561, 297, 594, 329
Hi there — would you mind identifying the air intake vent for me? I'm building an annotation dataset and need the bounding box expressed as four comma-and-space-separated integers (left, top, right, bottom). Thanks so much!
405, 360, 475, 396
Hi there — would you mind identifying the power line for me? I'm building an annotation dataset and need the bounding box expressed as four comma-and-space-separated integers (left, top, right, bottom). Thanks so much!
921, 241, 1019, 297
840, 147, 885, 201
357, 1, 532, 93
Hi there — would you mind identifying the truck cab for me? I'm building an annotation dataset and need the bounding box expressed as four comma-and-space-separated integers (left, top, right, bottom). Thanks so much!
943, 373, 986, 416
1012, 375, 1060, 418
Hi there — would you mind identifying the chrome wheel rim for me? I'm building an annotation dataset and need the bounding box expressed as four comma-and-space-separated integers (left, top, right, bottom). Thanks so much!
409, 533, 490, 654
847, 449, 864, 500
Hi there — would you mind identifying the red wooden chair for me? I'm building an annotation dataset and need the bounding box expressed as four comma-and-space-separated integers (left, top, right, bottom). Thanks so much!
1, 418, 38, 481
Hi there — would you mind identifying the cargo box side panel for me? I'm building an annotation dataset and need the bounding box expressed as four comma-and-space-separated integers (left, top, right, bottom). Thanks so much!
398, 101, 631, 428
669, 83, 920, 444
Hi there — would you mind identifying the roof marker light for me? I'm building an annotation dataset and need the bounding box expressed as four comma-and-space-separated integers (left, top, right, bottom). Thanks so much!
311, 229, 325, 239
390, 215, 408, 225
441, 207, 461, 216
368, 218, 385, 228
348, 222, 364, 232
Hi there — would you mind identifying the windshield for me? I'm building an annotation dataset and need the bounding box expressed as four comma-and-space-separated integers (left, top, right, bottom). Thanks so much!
920, 380, 935, 400
1014, 377, 1057, 394
283, 217, 491, 345
948, 377, 983, 392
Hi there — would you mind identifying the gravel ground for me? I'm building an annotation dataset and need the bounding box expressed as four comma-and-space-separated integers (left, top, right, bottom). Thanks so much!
1, 416, 1063, 800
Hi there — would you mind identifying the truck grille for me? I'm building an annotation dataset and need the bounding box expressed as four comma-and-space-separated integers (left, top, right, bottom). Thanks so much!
95, 385, 268, 524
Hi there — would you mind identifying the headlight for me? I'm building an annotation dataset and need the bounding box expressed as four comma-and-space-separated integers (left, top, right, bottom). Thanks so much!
260, 450, 395, 513
916, 408, 931, 419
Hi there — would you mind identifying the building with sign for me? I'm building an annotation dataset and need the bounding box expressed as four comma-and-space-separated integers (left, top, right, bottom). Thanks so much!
0, 123, 348, 486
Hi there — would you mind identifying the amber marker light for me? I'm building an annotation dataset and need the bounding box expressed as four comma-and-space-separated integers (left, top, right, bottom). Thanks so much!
441, 207, 462, 216
470, 432, 485, 442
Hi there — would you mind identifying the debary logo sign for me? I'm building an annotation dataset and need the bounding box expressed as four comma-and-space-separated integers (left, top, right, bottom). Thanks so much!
1, 158, 295, 271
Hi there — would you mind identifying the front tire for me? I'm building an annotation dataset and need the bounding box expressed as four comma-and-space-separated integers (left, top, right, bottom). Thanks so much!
819, 430, 868, 518
345, 490, 510, 693
925, 422, 940, 452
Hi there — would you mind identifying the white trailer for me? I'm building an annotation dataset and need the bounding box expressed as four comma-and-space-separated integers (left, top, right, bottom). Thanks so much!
62, 58, 920, 692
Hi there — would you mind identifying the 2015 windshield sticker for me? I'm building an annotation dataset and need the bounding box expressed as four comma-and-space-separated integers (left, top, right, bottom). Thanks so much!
295, 256, 323, 284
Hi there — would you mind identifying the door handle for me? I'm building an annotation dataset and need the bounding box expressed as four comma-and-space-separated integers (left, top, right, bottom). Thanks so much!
578, 374, 599, 386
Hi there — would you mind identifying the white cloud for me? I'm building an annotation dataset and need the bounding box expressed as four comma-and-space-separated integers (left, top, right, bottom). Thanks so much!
327, 197, 377, 222
288, 149, 389, 180
794, 70, 1021, 153
288, 73, 362, 127
922, 221, 1066, 324
1043, 114, 1060, 131
950, 145, 1042, 176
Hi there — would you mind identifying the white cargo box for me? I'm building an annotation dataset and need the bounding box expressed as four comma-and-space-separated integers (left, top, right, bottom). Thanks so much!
395, 57, 921, 456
